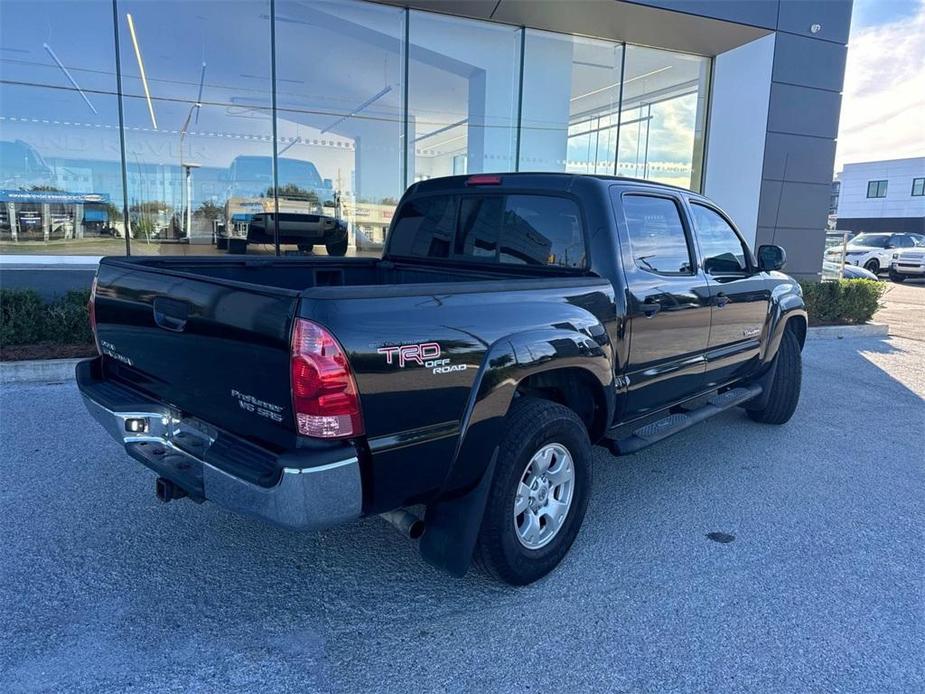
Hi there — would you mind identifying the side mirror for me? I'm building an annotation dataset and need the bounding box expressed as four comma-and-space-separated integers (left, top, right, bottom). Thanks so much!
757, 244, 786, 272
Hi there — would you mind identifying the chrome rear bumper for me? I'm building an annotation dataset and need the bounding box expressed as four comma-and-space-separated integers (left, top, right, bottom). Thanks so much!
79, 373, 362, 531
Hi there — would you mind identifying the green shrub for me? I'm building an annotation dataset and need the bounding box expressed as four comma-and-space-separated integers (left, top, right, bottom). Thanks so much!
798, 279, 886, 326
0, 288, 93, 346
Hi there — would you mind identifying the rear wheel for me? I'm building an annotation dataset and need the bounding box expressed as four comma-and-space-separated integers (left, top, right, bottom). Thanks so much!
474, 398, 592, 585
747, 330, 802, 425
325, 239, 348, 256
864, 259, 880, 274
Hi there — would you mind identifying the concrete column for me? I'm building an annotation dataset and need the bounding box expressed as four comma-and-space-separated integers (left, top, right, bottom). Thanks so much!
42, 203, 50, 242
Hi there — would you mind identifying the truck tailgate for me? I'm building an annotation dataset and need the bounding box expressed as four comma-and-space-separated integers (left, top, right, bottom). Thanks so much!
93, 259, 299, 449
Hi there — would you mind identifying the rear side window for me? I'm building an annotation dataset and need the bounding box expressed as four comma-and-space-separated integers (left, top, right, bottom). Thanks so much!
389, 193, 586, 269
620, 195, 692, 274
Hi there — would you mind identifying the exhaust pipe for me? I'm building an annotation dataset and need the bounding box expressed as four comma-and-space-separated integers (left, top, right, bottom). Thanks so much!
380, 509, 425, 539
155, 477, 188, 503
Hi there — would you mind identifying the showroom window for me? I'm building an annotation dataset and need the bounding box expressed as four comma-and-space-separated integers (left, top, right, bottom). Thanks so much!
275, 0, 405, 253
617, 46, 711, 191
520, 31, 624, 175
116, 0, 274, 255
0, 0, 125, 256
866, 180, 888, 198
408, 12, 521, 182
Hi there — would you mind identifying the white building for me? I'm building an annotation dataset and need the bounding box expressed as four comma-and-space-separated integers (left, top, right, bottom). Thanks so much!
834, 157, 925, 235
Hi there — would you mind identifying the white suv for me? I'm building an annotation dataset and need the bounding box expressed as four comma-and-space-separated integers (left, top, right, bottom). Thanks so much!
889, 247, 925, 282
825, 232, 925, 275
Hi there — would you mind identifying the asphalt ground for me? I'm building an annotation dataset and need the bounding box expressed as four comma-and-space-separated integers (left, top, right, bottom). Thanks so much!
1, 322, 923, 692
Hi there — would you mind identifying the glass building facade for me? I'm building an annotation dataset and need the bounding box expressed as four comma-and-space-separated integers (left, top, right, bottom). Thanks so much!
0, 0, 710, 257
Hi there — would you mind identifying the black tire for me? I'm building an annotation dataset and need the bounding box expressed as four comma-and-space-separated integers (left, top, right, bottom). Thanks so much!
864, 259, 880, 274
325, 239, 348, 256
747, 329, 802, 425
474, 398, 592, 585
889, 270, 905, 283
298, 244, 314, 254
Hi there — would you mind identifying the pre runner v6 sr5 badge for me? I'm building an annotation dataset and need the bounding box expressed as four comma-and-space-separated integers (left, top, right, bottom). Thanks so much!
377, 342, 468, 375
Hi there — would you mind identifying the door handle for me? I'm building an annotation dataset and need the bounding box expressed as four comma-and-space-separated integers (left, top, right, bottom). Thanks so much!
713, 292, 730, 308
642, 297, 661, 317
153, 297, 190, 332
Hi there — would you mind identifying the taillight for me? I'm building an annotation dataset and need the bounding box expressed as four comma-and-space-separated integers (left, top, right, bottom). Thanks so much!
290, 318, 363, 438
88, 275, 100, 355
466, 174, 502, 186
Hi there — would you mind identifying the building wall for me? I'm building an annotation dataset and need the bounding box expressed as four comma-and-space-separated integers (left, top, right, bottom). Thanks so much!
835, 158, 925, 224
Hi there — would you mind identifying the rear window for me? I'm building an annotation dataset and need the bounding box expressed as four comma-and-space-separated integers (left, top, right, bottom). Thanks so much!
389, 193, 586, 269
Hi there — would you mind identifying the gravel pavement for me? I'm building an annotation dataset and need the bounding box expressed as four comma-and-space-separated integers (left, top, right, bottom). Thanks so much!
1, 333, 923, 693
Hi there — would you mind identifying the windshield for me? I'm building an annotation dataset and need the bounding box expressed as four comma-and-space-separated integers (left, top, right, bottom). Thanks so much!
848, 234, 891, 248
230, 157, 322, 187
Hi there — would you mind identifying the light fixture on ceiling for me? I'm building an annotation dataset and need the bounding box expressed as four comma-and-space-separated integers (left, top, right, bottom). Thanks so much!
43, 43, 97, 115
126, 13, 158, 129
570, 66, 672, 103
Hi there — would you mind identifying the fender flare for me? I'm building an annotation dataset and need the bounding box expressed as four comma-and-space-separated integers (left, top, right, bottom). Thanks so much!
761, 284, 807, 364
419, 326, 613, 576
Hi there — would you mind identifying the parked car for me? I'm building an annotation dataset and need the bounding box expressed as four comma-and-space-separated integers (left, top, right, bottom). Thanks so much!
821, 260, 879, 281
824, 232, 925, 274
889, 247, 925, 282
77, 173, 807, 585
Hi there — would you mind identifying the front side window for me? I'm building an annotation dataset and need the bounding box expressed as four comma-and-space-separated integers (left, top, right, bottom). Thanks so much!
620, 195, 692, 274
867, 180, 888, 198
912, 178, 925, 196
689, 203, 748, 274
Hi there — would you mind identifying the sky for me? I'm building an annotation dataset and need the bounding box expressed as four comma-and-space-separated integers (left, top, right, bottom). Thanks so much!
835, 0, 925, 171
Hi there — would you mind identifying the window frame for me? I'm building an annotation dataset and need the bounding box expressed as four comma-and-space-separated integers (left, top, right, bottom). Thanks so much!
686, 198, 755, 276
867, 180, 888, 198
617, 190, 698, 277
912, 178, 925, 197
384, 189, 590, 272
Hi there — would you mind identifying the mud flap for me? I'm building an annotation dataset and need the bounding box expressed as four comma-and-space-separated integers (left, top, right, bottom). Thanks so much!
419, 448, 498, 577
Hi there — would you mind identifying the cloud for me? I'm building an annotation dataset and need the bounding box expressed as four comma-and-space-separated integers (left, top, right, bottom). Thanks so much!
835, 0, 925, 170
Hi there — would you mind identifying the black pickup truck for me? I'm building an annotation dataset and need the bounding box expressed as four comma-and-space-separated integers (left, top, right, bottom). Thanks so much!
78, 173, 806, 585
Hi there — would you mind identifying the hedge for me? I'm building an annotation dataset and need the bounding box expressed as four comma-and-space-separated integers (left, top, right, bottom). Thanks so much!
0, 289, 93, 346
798, 279, 886, 326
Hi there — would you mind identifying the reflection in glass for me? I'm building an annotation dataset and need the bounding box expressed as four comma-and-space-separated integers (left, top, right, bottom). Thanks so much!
409, 12, 521, 181
275, 0, 404, 254
0, 0, 125, 256
117, 0, 274, 255
617, 45, 710, 190
521, 31, 623, 175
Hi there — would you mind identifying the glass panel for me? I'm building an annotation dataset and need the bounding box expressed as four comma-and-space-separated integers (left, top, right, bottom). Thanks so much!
117, 0, 273, 255
617, 46, 710, 190
409, 12, 520, 181
501, 195, 585, 268
0, 0, 125, 256
457, 196, 502, 259
913, 178, 925, 196
388, 195, 456, 259
690, 203, 748, 274
521, 31, 623, 174
275, 0, 404, 257
620, 195, 692, 274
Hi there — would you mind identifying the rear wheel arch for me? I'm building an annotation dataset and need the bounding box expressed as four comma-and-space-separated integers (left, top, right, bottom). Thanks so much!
514, 367, 608, 442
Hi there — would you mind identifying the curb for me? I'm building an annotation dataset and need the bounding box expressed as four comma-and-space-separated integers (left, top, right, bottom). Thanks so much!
806, 322, 889, 340
0, 358, 81, 384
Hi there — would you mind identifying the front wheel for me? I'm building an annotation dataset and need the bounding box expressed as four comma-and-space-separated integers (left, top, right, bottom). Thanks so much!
474, 398, 592, 585
325, 239, 348, 256
747, 329, 802, 425
864, 259, 880, 274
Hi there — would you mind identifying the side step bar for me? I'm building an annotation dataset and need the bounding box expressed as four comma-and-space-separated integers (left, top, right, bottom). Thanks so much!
608, 385, 762, 455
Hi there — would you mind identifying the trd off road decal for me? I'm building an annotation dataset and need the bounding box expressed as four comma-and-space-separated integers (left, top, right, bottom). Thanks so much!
377, 342, 468, 374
